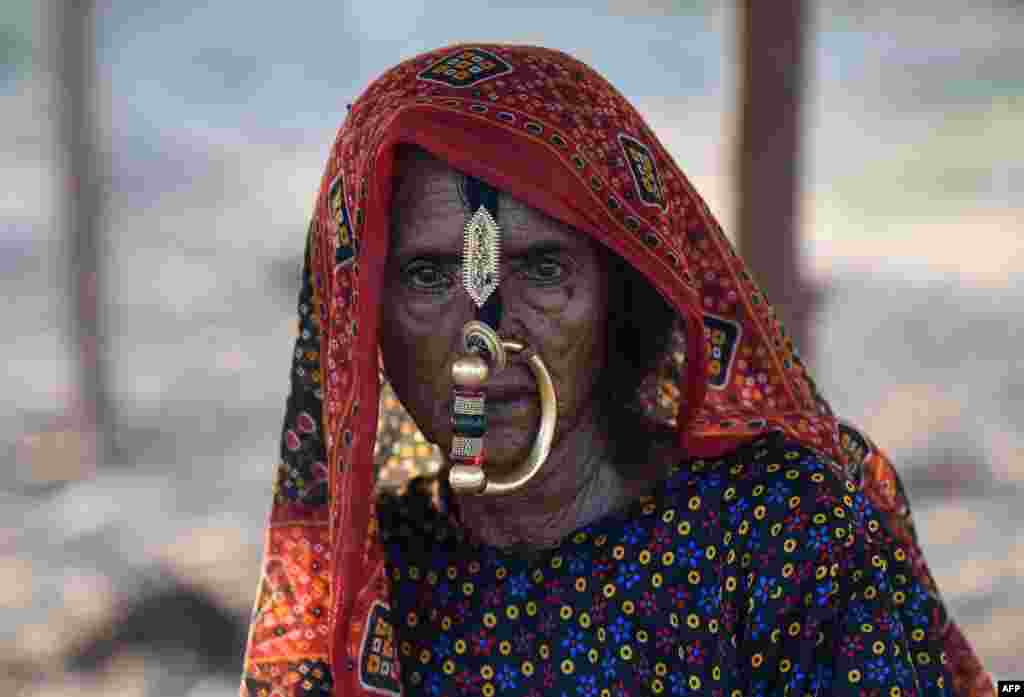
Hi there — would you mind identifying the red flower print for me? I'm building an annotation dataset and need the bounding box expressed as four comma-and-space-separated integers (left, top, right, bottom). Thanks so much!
840, 634, 863, 658
542, 664, 556, 689
296, 412, 316, 434
652, 526, 672, 553
469, 629, 495, 657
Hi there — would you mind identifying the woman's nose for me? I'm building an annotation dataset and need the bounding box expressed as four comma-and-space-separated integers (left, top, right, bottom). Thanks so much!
494, 290, 534, 349
477, 287, 502, 330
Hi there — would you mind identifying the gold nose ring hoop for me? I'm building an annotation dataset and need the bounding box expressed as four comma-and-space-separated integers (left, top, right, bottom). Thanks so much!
448, 321, 557, 496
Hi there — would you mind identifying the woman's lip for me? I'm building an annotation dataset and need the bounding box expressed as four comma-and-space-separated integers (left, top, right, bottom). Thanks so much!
444, 390, 537, 425
486, 387, 534, 402
486, 393, 537, 421
443, 384, 536, 412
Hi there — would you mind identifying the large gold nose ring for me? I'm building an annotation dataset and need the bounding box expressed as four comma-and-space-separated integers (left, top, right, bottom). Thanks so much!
448, 322, 557, 496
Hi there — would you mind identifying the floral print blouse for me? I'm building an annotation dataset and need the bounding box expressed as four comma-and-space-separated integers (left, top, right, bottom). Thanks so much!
377, 431, 953, 696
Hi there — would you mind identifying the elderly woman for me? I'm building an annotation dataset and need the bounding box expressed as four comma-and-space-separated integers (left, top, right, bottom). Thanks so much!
240, 45, 993, 697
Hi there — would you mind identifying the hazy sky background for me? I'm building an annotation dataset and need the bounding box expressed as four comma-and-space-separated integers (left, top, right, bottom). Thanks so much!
5, 0, 1022, 276
95, 0, 1022, 279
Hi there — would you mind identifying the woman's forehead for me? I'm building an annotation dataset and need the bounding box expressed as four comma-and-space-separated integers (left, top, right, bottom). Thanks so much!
391, 148, 463, 220
389, 154, 469, 256
389, 148, 594, 259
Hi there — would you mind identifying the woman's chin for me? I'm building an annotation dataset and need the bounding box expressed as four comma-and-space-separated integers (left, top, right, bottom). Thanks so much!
479, 446, 534, 480
438, 434, 532, 483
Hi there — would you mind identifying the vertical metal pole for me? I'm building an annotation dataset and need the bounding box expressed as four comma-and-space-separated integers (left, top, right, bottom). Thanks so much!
53, 0, 114, 474
735, 0, 818, 363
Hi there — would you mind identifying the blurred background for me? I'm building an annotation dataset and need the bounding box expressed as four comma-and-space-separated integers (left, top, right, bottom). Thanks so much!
2, 1, 1021, 694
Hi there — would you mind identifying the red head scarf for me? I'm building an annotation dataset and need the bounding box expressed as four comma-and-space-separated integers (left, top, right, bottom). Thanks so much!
240, 44, 992, 697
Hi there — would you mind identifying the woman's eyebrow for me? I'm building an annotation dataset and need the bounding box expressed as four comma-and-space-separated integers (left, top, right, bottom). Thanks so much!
395, 241, 571, 264
396, 250, 462, 265
505, 241, 572, 261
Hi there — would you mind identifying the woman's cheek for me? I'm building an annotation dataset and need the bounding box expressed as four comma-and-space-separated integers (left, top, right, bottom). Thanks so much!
518, 285, 573, 352
391, 294, 464, 356
559, 277, 609, 403
394, 302, 461, 370
381, 288, 442, 363
520, 276, 574, 310
380, 299, 456, 443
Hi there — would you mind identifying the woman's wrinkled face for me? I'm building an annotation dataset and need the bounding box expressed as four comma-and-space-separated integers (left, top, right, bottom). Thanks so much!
380, 146, 609, 476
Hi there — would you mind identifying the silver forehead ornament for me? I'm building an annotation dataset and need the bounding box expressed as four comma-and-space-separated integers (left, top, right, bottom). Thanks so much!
462, 205, 501, 308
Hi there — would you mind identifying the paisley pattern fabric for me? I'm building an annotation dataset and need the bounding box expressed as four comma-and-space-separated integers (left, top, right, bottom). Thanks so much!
379, 433, 955, 697
239, 44, 993, 696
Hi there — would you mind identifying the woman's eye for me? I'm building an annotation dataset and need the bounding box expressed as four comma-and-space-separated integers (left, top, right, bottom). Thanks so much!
523, 257, 568, 284
404, 262, 453, 292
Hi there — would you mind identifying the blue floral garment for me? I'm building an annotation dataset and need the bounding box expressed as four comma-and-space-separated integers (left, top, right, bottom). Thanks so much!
378, 432, 954, 696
